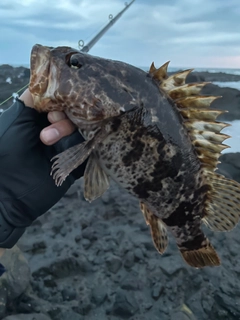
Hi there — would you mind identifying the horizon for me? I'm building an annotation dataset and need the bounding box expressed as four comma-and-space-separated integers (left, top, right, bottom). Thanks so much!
2, 63, 240, 73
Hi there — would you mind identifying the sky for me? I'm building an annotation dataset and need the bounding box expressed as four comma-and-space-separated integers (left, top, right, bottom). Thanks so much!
0, 0, 239, 69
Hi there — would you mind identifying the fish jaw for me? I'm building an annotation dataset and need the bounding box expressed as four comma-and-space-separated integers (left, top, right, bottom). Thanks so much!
29, 44, 50, 95
29, 44, 52, 111
28, 44, 131, 120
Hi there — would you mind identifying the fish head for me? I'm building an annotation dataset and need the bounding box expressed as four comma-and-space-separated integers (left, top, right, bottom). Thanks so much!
29, 44, 141, 124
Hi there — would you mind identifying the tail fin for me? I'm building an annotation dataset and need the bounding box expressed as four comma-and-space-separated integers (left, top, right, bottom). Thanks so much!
202, 171, 240, 231
180, 240, 220, 268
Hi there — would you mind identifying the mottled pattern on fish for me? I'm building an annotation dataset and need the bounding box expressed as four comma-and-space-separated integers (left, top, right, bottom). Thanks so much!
94, 108, 207, 251
29, 44, 240, 268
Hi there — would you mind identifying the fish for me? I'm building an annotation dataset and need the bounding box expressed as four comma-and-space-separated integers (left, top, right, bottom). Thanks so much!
29, 44, 240, 268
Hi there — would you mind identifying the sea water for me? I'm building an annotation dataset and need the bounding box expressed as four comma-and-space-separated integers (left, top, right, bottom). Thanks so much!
212, 81, 240, 90
222, 121, 240, 154
154, 67, 240, 154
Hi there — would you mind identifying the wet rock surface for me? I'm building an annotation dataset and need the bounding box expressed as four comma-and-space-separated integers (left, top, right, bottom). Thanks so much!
0, 65, 29, 109
3, 314, 51, 320
1, 66, 240, 319
0, 158, 239, 320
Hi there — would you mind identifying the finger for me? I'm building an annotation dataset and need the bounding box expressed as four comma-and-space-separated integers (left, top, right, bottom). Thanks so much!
19, 89, 34, 108
48, 111, 67, 123
40, 119, 76, 145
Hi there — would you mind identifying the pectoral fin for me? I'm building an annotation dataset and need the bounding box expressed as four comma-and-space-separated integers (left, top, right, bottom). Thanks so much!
140, 202, 168, 254
51, 128, 105, 186
84, 152, 110, 202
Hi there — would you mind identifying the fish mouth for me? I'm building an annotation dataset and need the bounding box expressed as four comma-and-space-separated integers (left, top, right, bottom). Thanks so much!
29, 44, 51, 96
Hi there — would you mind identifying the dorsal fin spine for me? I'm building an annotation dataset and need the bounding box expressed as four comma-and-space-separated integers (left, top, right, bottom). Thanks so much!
148, 61, 230, 174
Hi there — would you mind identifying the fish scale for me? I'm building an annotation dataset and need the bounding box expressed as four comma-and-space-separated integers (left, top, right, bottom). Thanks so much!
29, 44, 240, 268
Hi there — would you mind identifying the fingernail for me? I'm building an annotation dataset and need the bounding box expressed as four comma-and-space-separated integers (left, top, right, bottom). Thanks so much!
41, 128, 60, 143
49, 111, 66, 122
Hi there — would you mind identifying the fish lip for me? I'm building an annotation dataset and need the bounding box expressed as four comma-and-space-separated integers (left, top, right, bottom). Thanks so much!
29, 44, 51, 96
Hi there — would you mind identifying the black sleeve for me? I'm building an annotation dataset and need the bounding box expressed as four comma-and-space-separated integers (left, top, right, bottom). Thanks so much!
0, 99, 86, 248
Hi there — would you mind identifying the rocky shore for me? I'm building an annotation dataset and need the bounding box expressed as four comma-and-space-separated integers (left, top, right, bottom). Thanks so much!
1, 65, 240, 320
1, 64, 240, 122
0, 65, 30, 110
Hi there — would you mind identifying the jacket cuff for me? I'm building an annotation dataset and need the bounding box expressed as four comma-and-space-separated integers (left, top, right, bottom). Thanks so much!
0, 202, 26, 248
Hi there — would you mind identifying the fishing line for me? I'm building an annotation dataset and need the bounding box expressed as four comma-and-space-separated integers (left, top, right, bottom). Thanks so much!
0, 1, 135, 107
0, 83, 29, 106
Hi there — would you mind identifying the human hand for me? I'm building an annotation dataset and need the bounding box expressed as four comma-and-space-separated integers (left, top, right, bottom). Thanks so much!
0, 93, 86, 248
40, 111, 76, 145
20, 89, 76, 145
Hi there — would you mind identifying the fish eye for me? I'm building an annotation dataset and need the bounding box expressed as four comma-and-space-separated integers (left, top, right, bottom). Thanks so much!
66, 53, 82, 69
70, 57, 82, 69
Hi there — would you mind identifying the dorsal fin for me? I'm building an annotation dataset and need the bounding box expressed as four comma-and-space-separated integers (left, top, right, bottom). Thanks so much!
148, 61, 231, 174
149, 61, 170, 81
148, 62, 240, 233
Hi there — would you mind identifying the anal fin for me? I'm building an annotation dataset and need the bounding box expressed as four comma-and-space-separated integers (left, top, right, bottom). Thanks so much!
84, 152, 110, 202
180, 242, 220, 268
140, 202, 168, 254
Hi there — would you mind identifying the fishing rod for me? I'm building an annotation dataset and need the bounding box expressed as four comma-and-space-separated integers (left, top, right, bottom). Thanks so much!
0, 0, 135, 107
79, 0, 135, 53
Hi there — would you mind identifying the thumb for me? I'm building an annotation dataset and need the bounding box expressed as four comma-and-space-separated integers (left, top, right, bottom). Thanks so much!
40, 119, 76, 145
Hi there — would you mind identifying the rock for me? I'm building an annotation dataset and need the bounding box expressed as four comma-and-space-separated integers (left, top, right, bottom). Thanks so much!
123, 252, 135, 269
81, 238, 91, 249
2, 314, 51, 320
64, 182, 79, 198
151, 283, 163, 300
0, 285, 7, 317
72, 298, 91, 316
170, 304, 197, 320
0, 65, 29, 110
111, 290, 139, 318
91, 286, 107, 305
32, 255, 91, 279
215, 291, 240, 317
30, 241, 47, 254
185, 71, 240, 83
51, 220, 64, 233
82, 227, 98, 241
218, 153, 240, 182
134, 248, 145, 262
121, 275, 143, 291
59, 310, 84, 320
0, 246, 31, 318
159, 255, 184, 275
61, 287, 76, 301
171, 311, 193, 320
201, 84, 240, 121
105, 255, 122, 274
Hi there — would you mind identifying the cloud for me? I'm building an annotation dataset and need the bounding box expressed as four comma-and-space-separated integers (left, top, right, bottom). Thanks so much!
0, 0, 239, 68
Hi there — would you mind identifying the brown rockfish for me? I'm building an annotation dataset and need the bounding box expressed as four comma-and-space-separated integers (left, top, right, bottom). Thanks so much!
29, 44, 240, 268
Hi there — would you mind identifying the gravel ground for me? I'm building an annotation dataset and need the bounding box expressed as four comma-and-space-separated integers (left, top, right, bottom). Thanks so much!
1, 159, 240, 320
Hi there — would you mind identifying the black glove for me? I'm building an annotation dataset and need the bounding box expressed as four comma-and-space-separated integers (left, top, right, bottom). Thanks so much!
0, 99, 86, 248
0, 263, 5, 276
